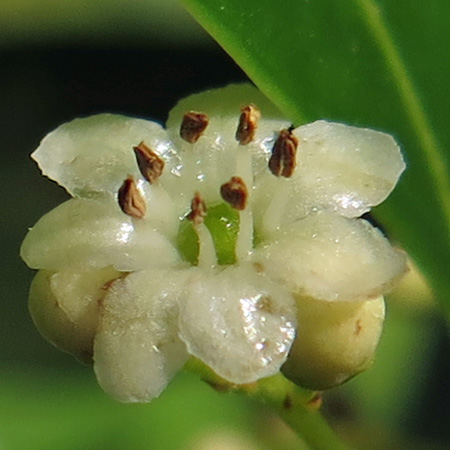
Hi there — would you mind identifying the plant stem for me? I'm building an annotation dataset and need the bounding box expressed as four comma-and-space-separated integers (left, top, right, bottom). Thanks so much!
185, 359, 353, 450
242, 375, 353, 450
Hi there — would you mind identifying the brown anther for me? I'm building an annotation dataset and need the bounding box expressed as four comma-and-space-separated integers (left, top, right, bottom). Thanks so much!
220, 176, 248, 210
118, 176, 146, 219
180, 111, 209, 143
236, 104, 261, 145
133, 141, 165, 183
187, 191, 207, 225
268, 128, 298, 178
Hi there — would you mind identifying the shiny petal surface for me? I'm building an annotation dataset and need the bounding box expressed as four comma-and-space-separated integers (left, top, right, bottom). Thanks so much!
253, 120, 405, 236
29, 270, 95, 364
32, 114, 175, 198
294, 120, 405, 215
21, 198, 180, 271
165, 84, 290, 208
178, 264, 296, 384
253, 211, 407, 302
94, 270, 190, 403
282, 295, 385, 390
50, 266, 120, 332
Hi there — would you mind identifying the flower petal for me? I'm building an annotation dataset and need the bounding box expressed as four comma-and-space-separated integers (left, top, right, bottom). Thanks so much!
178, 264, 296, 384
50, 266, 120, 332
29, 270, 96, 364
293, 120, 405, 215
94, 270, 189, 402
165, 84, 290, 207
167, 83, 288, 139
252, 121, 405, 235
139, 182, 179, 239
21, 197, 180, 271
32, 114, 175, 198
252, 211, 407, 302
282, 295, 385, 390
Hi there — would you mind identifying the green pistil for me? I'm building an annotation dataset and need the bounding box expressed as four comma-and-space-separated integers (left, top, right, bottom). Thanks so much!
177, 202, 240, 265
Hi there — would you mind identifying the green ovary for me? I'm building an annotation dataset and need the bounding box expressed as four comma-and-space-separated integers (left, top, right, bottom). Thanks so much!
176, 202, 240, 266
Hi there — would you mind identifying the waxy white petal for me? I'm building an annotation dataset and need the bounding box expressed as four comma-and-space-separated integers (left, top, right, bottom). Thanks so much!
29, 270, 95, 364
253, 211, 407, 302
165, 84, 290, 207
167, 83, 288, 140
293, 120, 405, 215
282, 295, 385, 389
50, 266, 120, 332
178, 265, 296, 384
32, 114, 175, 198
94, 270, 189, 402
139, 182, 179, 238
21, 198, 180, 271
29, 267, 120, 364
253, 121, 405, 236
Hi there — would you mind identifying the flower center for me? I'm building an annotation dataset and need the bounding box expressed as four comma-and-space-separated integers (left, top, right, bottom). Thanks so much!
177, 201, 240, 266
116, 103, 299, 269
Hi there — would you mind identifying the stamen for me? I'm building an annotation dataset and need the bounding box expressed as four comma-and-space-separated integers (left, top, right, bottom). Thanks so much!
180, 111, 209, 143
233, 107, 256, 261
187, 192, 217, 268
133, 141, 165, 183
220, 177, 253, 261
220, 176, 248, 211
262, 177, 290, 236
118, 176, 146, 219
187, 191, 207, 225
236, 104, 261, 145
268, 128, 298, 177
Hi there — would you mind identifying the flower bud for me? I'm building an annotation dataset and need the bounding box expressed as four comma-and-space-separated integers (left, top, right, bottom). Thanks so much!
28, 267, 119, 364
282, 295, 385, 390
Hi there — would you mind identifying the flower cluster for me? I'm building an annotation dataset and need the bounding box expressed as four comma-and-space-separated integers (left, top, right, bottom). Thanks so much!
21, 84, 407, 402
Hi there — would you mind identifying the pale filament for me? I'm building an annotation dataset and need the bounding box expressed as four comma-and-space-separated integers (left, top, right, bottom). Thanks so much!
235, 205, 253, 261
262, 178, 290, 236
235, 130, 255, 262
187, 191, 217, 268
196, 222, 218, 268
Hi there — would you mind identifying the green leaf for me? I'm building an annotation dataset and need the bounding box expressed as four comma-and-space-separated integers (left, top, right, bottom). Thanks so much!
181, 0, 450, 313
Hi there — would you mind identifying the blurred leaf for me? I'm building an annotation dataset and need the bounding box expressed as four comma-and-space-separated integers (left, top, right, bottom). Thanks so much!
345, 301, 439, 428
181, 0, 450, 314
0, 0, 207, 48
0, 368, 261, 450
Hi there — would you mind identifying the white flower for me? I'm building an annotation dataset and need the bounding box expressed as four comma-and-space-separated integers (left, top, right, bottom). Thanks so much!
21, 84, 407, 402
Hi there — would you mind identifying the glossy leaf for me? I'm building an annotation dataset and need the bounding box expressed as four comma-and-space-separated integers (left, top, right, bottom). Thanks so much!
181, 0, 450, 311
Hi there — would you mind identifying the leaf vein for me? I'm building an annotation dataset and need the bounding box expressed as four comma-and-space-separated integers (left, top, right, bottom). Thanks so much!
356, 0, 450, 231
